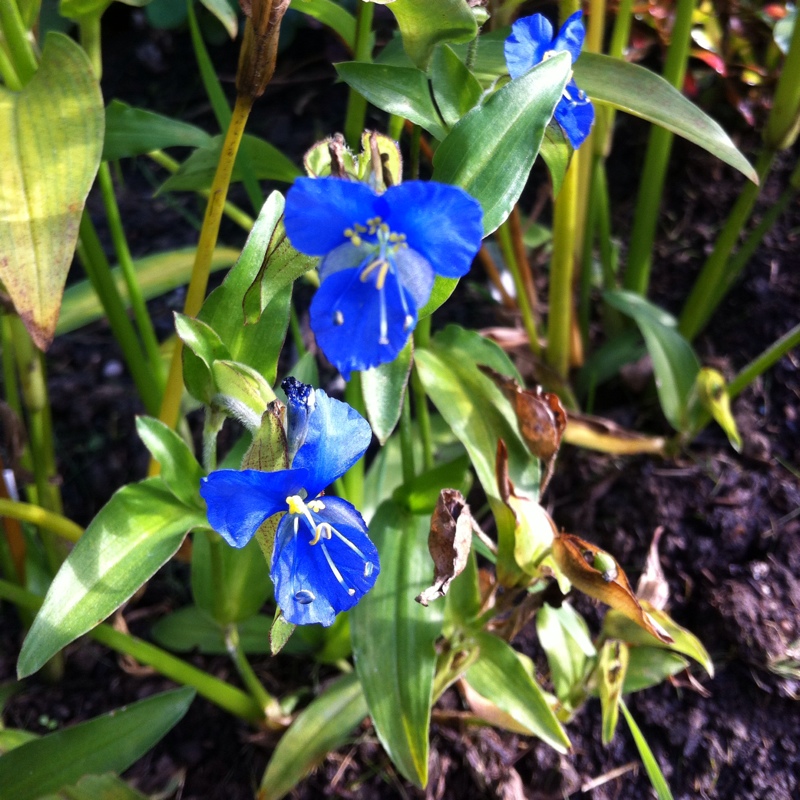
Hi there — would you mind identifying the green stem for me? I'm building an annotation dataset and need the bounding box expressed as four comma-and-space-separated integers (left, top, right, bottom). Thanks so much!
497, 218, 541, 357
225, 624, 277, 715
399, 390, 415, 484
603, 0, 634, 149
412, 317, 434, 471
678, 148, 775, 340
343, 0, 374, 148
77, 214, 162, 414
288, 306, 306, 358
98, 163, 165, 385
409, 123, 421, 180
342, 374, 366, 508
0, 498, 82, 543
728, 322, 800, 399
623, 0, 696, 295
763, 11, 800, 150
78, 14, 102, 77
0, 0, 37, 85
0, 40, 23, 90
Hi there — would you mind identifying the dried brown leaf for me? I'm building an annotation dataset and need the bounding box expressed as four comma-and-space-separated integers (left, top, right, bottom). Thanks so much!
562, 411, 666, 455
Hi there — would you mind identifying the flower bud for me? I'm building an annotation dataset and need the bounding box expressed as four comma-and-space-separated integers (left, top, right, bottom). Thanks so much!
236, 0, 291, 100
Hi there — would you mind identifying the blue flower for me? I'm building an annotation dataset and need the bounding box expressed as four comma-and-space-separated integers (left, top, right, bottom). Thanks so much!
285, 177, 484, 380
200, 378, 378, 626
504, 11, 594, 148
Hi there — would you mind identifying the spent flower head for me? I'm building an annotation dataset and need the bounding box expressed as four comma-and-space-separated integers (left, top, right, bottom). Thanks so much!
200, 378, 378, 626
284, 176, 483, 379
505, 11, 594, 148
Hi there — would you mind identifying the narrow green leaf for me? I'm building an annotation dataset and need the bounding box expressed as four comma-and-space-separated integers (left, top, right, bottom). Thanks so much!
598, 640, 629, 745
37, 772, 149, 800
361, 339, 413, 445
175, 314, 231, 404
466, 632, 570, 752
392, 454, 471, 515
199, 0, 238, 38
384, 0, 477, 70
17, 480, 205, 678
0, 730, 38, 755
433, 52, 571, 235
350, 501, 444, 788
604, 290, 700, 432
418, 276, 458, 318
619, 699, 675, 800
269, 611, 295, 656
430, 44, 483, 129
290, 0, 356, 50
0, 33, 104, 349
103, 100, 212, 161
135, 416, 205, 509
159, 134, 300, 193
259, 673, 367, 800
0, 687, 194, 800
539, 121, 572, 196
334, 62, 448, 141
622, 647, 688, 693
574, 53, 757, 183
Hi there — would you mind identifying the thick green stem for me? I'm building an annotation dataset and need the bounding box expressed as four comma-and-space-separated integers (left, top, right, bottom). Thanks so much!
678, 149, 775, 340
623, 0, 696, 295
225, 624, 278, 715
0, 0, 37, 85
0, 498, 82, 543
343, 0, 374, 148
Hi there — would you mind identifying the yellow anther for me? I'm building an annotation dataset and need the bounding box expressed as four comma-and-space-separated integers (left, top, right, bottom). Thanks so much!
375, 260, 391, 290
286, 495, 306, 515
360, 258, 384, 282
308, 499, 325, 512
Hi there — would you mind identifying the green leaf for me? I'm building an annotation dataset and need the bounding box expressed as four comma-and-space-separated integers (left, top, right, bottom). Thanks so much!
192, 532, 271, 625
0, 687, 194, 800
350, 501, 444, 788
269, 611, 295, 656
175, 313, 231, 404
334, 62, 448, 141
37, 773, 150, 800
384, 0, 477, 70
539, 121, 572, 196
290, 0, 356, 50
573, 53, 757, 183
361, 339, 413, 445
418, 275, 458, 318
691, 367, 742, 451
17, 480, 205, 678
160, 134, 300, 193
429, 44, 483, 129
57, 247, 239, 335
199, 0, 237, 38
211, 360, 277, 430
604, 290, 700, 432
392, 454, 471, 515
135, 416, 205, 509
103, 100, 212, 161
597, 640, 628, 745
619, 699, 675, 800
433, 52, 571, 235
0, 730, 38, 755
259, 673, 367, 800
466, 632, 570, 752
0, 33, 104, 349
622, 647, 688, 693
151, 606, 273, 654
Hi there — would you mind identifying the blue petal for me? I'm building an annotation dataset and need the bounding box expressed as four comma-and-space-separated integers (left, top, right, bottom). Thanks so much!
284, 178, 384, 256
201, 469, 308, 548
384, 182, 484, 278
271, 497, 379, 626
281, 377, 315, 463
318, 241, 368, 283
555, 81, 595, 148
505, 14, 554, 79
553, 11, 586, 63
293, 387, 372, 497
393, 248, 435, 311
309, 266, 417, 381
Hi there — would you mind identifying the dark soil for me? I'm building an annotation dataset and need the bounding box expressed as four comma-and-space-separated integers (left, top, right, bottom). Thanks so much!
2, 7, 799, 800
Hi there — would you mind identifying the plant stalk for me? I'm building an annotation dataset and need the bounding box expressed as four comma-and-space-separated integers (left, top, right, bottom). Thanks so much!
343, 0, 374, 147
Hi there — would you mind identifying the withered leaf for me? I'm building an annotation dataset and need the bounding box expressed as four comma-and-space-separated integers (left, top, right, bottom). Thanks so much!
562, 411, 666, 455
636, 526, 670, 611
552, 533, 673, 644
416, 489, 473, 606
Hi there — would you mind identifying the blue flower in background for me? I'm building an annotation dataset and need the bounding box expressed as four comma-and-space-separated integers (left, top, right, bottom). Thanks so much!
505, 11, 594, 148
285, 177, 483, 380
200, 378, 378, 626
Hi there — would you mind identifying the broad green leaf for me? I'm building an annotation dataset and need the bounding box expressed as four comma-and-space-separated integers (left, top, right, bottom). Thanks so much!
192, 532, 271, 625
466, 632, 570, 752
384, 0, 477, 70
17, 480, 205, 678
0, 730, 38, 755
539, 122, 572, 196
259, 673, 367, 800
429, 44, 483, 129
151, 606, 273, 654
199, 0, 237, 38
135, 416, 205, 509
622, 647, 688, 693
619, 699, 675, 800
0, 33, 103, 349
211, 360, 277, 429
604, 291, 701, 432
334, 62, 448, 141
418, 275, 458, 318
103, 100, 211, 161
0, 687, 194, 800
290, 0, 356, 50
160, 134, 300, 193
59, 0, 151, 21
351, 501, 444, 788
433, 52, 571, 235
57, 247, 239, 335
443, 547, 481, 629
37, 773, 149, 800
361, 339, 413, 444
175, 313, 231, 404
574, 53, 757, 183
392, 454, 471, 515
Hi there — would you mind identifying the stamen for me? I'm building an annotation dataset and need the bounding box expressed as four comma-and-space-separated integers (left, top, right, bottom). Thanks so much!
321, 542, 356, 596
331, 527, 368, 560
294, 589, 315, 604
375, 260, 391, 291
359, 258, 384, 282
308, 499, 326, 512
333, 310, 344, 326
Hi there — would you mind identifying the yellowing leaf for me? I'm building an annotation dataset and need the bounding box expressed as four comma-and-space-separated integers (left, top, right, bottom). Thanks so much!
0, 33, 104, 350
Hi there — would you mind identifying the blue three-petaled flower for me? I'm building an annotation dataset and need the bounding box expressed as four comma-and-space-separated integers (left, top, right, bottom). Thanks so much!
200, 378, 378, 626
505, 11, 594, 148
285, 177, 484, 380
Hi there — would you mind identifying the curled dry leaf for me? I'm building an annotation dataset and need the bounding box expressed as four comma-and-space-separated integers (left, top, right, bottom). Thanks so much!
480, 366, 566, 495
636, 526, 670, 611
562, 411, 666, 455
416, 489, 473, 606
552, 533, 673, 644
